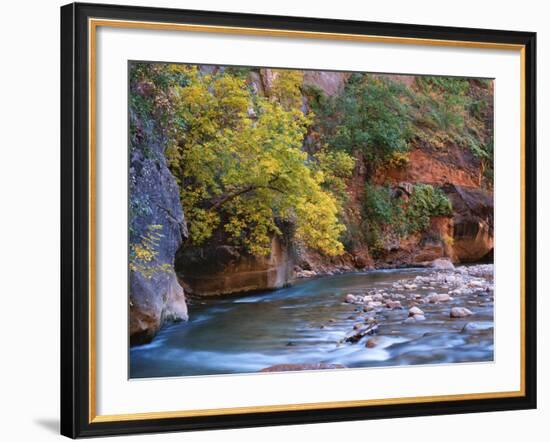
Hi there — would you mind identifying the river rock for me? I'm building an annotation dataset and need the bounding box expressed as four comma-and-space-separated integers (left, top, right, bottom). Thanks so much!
260, 363, 346, 372
386, 300, 402, 309
344, 293, 357, 303
431, 258, 455, 270
297, 269, 317, 278
450, 307, 474, 318
461, 322, 490, 332
372, 293, 384, 302
409, 306, 424, 317
427, 293, 451, 303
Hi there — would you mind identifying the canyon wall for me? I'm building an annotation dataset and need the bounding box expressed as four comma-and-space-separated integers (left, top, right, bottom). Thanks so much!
129, 65, 494, 343
128, 77, 189, 344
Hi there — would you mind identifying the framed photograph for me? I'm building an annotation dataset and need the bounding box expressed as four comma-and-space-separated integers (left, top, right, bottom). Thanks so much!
60, 2, 537, 438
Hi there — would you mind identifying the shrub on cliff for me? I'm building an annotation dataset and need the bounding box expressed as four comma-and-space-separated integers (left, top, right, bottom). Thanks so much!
363, 183, 452, 255
322, 74, 414, 169
412, 76, 494, 183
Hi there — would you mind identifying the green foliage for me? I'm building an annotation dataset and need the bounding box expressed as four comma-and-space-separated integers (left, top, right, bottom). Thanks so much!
405, 184, 453, 232
312, 148, 356, 202
307, 73, 493, 186
363, 183, 452, 255
325, 74, 413, 166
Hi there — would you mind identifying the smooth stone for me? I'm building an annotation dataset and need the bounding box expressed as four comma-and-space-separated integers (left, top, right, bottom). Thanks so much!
450, 307, 474, 318
408, 306, 424, 317
431, 258, 455, 270
386, 300, 402, 309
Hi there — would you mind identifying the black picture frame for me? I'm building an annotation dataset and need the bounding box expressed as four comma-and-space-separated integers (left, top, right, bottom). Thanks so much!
61, 2, 537, 438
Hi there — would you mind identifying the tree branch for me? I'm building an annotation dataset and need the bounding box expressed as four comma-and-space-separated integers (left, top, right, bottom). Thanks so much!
206, 176, 284, 210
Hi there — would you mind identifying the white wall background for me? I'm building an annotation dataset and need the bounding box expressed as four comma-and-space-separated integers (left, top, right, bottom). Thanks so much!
0, 0, 545, 440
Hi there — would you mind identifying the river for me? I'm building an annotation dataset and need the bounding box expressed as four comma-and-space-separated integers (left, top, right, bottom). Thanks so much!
130, 266, 494, 378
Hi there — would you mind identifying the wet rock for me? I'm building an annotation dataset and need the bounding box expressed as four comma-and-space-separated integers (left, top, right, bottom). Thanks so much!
461, 322, 490, 332
386, 300, 402, 309
345, 323, 379, 343
431, 258, 455, 270
344, 293, 357, 303
450, 307, 474, 318
297, 269, 317, 278
426, 293, 451, 303
413, 314, 426, 321
260, 363, 346, 372
409, 306, 424, 317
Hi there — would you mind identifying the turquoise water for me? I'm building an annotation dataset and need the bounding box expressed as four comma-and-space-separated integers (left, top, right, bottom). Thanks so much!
130, 268, 494, 378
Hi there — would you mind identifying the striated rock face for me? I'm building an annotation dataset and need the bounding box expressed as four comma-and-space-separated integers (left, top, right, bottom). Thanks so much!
175, 236, 295, 296
129, 84, 189, 345
303, 71, 350, 96
443, 184, 493, 263
374, 147, 481, 188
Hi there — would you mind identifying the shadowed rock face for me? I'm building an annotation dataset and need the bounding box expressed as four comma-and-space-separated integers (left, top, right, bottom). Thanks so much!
129, 86, 189, 345
175, 237, 295, 296
443, 184, 494, 263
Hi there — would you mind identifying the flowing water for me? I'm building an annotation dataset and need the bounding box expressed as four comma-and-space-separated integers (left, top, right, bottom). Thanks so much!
130, 267, 494, 378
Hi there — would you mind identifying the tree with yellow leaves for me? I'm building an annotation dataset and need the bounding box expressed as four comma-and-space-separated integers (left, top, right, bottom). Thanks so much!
160, 65, 354, 257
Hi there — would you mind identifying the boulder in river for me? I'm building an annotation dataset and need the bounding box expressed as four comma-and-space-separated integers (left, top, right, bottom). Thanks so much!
409, 306, 424, 317
450, 307, 474, 318
344, 293, 357, 303
386, 300, 402, 309
260, 363, 346, 372
426, 293, 452, 303
431, 258, 455, 270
